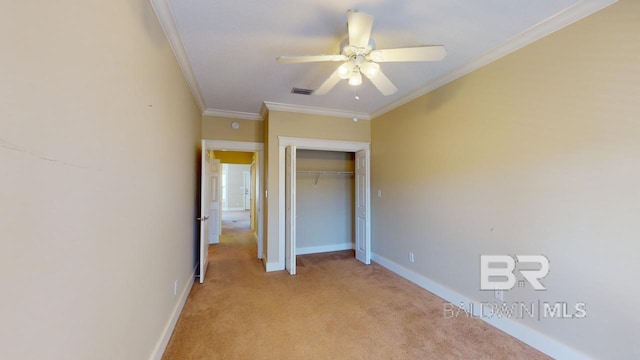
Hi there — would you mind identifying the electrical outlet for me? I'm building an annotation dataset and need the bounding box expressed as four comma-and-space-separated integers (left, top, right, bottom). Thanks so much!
408, 252, 415, 263
494, 290, 504, 302
378, 189, 382, 198
173, 280, 178, 296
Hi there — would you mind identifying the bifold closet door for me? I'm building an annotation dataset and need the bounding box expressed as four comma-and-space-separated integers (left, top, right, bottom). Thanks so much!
355, 150, 370, 264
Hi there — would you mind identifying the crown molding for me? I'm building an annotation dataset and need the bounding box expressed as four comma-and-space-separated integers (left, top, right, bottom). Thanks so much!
370, 0, 617, 119
203, 108, 263, 121
263, 102, 371, 121
260, 103, 269, 121
150, 0, 205, 112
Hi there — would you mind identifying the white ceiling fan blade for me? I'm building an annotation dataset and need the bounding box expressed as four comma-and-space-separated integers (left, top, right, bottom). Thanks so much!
347, 10, 373, 48
362, 68, 397, 96
369, 45, 446, 62
315, 67, 343, 95
277, 55, 348, 64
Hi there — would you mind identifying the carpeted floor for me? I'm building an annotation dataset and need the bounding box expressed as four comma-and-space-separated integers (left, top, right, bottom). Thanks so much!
162, 230, 549, 359
221, 210, 250, 234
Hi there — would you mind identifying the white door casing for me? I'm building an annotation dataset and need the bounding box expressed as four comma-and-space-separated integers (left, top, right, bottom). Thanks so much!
198, 143, 210, 283
285, 146, 297, 275
209, 158, 221, 244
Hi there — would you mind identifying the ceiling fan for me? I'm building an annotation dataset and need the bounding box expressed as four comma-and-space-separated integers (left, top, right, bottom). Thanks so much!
277, 9, 446, 96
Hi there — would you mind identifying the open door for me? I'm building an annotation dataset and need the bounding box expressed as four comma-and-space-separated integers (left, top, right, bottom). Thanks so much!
355, 150, 370, 264
285, 145, 297, 275
243, 171, 251, 210
198, 145, 211, 283
209, 159, 221, 244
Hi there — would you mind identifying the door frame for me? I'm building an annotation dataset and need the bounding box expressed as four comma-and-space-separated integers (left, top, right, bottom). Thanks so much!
278, 137, 371, 269
284, 146, 297, 275
203, 140, 264, 260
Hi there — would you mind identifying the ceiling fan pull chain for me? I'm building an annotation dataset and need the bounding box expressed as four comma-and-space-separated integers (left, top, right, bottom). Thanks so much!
353, 89, 359, 122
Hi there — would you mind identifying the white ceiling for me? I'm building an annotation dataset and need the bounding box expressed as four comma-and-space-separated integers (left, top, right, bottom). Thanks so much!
152, 0, 614, 119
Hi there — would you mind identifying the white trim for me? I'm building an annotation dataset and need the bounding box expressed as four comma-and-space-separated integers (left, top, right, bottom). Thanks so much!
278, 145, 286, 270
264, 102, 371, 121
278, 137, 370, 152
264, 261, 283, 272
297, 243, 354, 255
371, 253, 592, 360
222, 207, 245, 212
150, 265, 196, 360
203, 108, 263, 121
149, 0, 205, 112
260, 103, 269, 121
370, 0, 617, 119
203, 140, 264, 260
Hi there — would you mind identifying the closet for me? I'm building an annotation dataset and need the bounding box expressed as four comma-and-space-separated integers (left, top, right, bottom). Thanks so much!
295, 150, 355, 255
281, 137, 370, 275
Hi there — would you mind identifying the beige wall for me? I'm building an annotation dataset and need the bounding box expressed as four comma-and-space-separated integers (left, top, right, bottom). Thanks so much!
296, 150, 355, 252
0, 1, 201, 359
264, 111, 370, 267
371, 1, 639, 358
202, 115, 263, 143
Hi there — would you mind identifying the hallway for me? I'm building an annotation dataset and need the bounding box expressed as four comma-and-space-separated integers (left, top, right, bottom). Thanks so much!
221, 210, 251, 235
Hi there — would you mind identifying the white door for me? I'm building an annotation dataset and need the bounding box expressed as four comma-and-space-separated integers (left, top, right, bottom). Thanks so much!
243, 171, 251, 210
285, 146, 297, 275
209, 159, 221, 243
355, 150, 370, 264
198, 145, 211, 283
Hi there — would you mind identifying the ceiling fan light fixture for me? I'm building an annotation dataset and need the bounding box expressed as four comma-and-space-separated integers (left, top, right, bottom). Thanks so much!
348, 70, 362, 86
338, 62, 353, 79
361, 61, 380, 78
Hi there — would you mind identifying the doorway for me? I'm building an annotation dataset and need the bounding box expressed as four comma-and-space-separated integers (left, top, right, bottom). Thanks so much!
221, 163, 252, 234
279, 137, 371, 275
202, 140, 264, 260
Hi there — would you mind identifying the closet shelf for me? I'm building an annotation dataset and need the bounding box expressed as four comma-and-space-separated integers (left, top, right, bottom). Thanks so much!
296, 171, 354, 176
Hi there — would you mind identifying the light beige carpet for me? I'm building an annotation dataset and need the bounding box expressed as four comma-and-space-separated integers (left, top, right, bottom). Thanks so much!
163, 231, 549, 359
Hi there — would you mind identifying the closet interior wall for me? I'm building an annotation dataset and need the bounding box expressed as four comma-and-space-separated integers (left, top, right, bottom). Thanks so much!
296, 150, 355, 254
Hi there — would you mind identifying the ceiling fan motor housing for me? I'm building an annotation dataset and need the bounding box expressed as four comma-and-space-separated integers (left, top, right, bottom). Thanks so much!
340, 38, 376, 58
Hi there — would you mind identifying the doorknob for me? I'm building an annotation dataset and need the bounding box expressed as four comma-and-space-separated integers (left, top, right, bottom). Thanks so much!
197, 216, 209, 221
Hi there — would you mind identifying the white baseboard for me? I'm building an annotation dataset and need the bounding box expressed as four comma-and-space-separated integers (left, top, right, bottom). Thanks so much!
223, 207, 245, 211
149, 265, 196, 360
371, 253, 591, 360
297, 243, 354, 255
